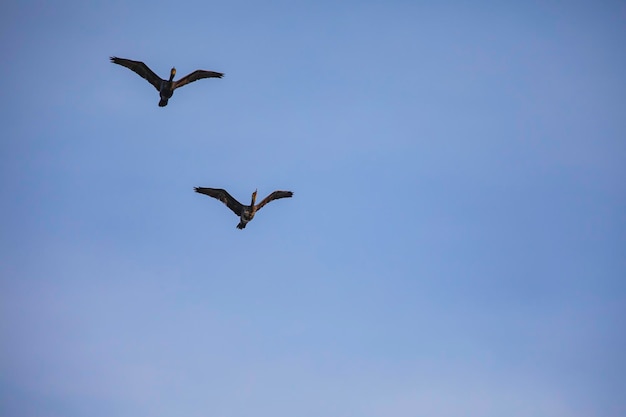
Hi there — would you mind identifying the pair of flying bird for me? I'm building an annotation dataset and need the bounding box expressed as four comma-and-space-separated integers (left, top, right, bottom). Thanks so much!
111, 57, 293, 229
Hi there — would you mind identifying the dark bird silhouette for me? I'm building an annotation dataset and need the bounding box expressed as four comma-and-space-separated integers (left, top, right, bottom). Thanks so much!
194, 187, 293, 229
110, 56, 223, 107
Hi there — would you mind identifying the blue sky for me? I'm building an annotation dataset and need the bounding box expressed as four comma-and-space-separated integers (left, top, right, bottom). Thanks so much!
1, 1, 625, 416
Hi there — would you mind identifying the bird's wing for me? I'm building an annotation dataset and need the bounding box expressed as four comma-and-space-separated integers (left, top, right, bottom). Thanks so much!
255, 191, 293, 211
173, 70, 224, 89
110, 56, 162, 91
194, 187, 243, 216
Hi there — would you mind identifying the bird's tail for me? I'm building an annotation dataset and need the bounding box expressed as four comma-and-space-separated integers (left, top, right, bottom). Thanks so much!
158, 98, 168, 107
236, 222, 247, 230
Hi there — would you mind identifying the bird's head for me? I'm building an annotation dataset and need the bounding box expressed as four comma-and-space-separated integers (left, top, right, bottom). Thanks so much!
251, 189, 258, 206
169, 67, 176, 80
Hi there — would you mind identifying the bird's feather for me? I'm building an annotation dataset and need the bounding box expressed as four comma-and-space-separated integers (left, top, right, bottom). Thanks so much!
110, 57, 162, 91
194, 187, 243, 216
255, 191, 294, 211
173, 70, 224, 89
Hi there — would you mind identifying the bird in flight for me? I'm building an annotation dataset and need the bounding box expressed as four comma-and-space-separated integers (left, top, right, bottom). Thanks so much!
110, 56, 223, 107
194, 187, 293, 229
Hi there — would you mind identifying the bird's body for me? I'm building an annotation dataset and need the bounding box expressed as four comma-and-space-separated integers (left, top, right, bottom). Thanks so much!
194, 187, 293, 229
110, 57, 223, 106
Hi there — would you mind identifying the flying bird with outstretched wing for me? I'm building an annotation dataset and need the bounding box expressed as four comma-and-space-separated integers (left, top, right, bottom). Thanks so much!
194, 187, 293, 229
110, 56, 223, 106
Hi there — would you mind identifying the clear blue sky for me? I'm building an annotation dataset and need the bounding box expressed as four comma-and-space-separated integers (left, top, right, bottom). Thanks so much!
1, 1, 625, 416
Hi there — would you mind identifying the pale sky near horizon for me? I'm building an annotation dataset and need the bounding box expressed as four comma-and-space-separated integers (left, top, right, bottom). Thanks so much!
1, 1, 625, 416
